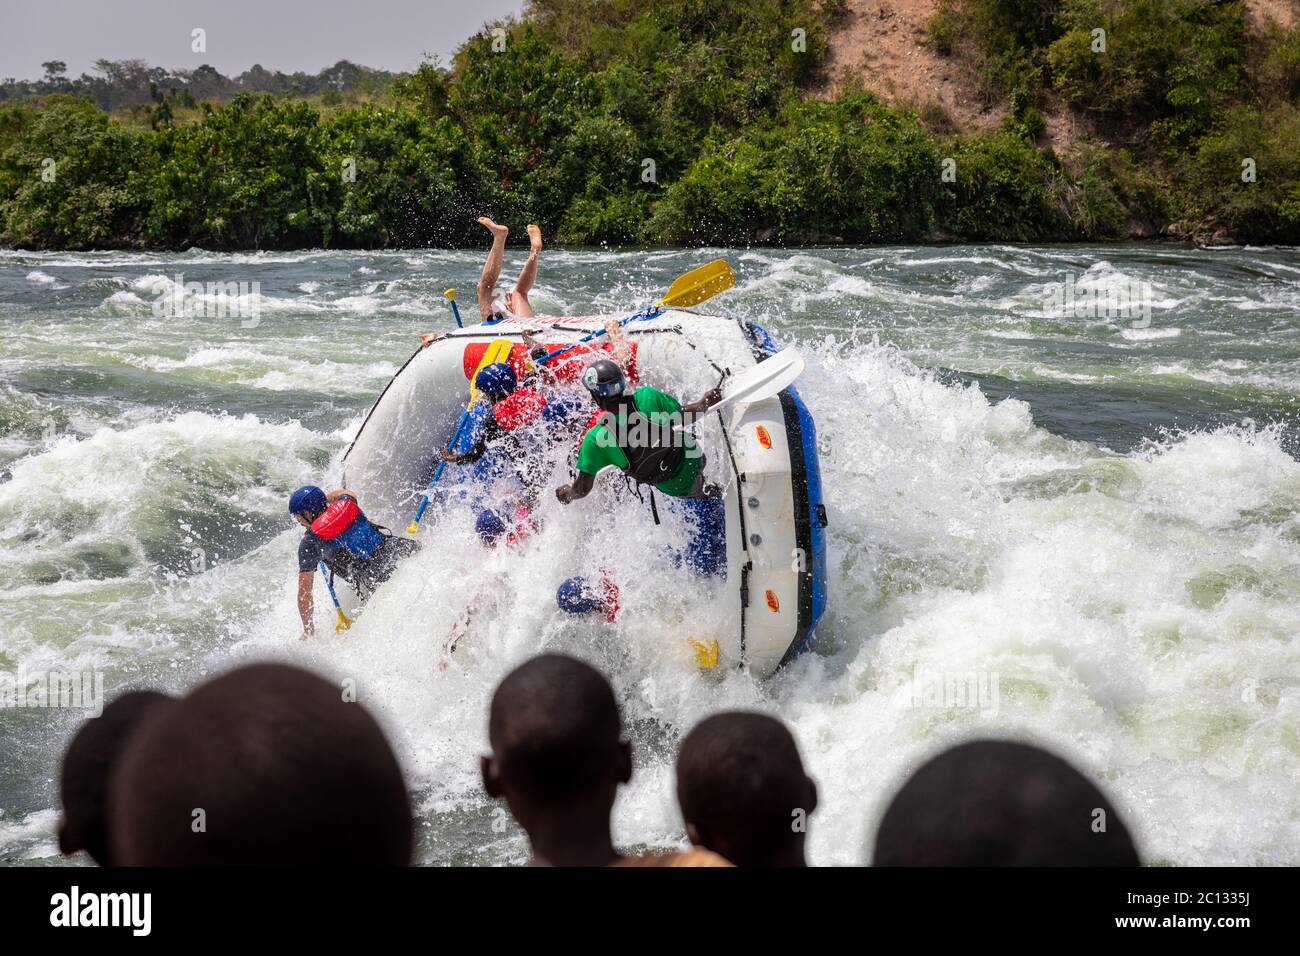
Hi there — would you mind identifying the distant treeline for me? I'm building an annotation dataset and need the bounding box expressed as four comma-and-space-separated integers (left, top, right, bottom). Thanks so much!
0, 59, 397, 112
1, 0, 1297, 249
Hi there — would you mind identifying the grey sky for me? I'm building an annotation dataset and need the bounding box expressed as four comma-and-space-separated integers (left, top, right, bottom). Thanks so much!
1, 0, 527, 81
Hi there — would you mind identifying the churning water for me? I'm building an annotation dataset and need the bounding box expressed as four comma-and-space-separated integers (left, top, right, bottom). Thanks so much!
1, 244, 1298, 865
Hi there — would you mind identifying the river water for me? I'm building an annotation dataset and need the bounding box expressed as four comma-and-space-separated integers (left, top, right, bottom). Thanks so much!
1, 244, 1298, 865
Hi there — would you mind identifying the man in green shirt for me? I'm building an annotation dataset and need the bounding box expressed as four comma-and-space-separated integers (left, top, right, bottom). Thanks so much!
556, 359, 722, 504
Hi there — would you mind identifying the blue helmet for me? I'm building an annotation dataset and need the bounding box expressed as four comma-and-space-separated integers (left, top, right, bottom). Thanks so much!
556, 576, 603, 615
475, 362, 517, 400
475, 509, 507, 546
289, 485, 327, 517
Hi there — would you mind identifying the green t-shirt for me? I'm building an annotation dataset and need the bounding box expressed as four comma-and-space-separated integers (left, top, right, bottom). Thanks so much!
575, 386, 702, 498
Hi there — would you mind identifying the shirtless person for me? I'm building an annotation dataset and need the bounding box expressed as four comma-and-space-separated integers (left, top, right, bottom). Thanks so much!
420, 218, 544, 348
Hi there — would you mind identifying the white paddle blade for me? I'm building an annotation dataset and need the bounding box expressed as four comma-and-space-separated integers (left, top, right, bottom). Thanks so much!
716, 348, 805, 413
676, 348, 807, 435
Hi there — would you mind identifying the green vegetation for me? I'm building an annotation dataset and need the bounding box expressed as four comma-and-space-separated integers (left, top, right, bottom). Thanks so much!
1, 0, 1298, 248
931, 0, 1300, 242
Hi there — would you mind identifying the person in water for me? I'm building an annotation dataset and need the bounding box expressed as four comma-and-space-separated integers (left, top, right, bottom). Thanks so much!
419, 218, 543, 349
556, 574, 620, 623
289, 485, 419, 640
555, 359, 722, 504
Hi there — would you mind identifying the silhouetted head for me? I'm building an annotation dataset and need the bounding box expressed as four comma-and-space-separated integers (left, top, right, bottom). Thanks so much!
58, 690, 174, 865
110, 663, 412, 865
675, 711, 817, 867
482, 654, 631, 866
872, 739, 1140, 866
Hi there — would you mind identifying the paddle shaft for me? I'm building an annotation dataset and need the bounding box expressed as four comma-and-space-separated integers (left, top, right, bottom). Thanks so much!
319, 561, 345, 610
536, 306, 661, 365
410, 406, 474, 525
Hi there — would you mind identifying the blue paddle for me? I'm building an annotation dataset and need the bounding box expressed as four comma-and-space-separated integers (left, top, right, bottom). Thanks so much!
318, 561, 353, 632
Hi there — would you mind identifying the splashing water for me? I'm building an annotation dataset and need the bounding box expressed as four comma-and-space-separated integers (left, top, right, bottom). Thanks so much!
1, 245, 1298, 865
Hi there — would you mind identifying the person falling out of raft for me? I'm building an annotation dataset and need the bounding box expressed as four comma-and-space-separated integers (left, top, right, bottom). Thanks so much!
439, 361, 549, 508
439, 319, 636, 503
419, 218, 543, 349
289, 485, 420, 641
555, 359, 723, 505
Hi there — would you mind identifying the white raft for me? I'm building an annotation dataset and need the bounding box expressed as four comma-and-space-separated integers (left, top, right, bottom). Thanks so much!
339, 312, 828, 678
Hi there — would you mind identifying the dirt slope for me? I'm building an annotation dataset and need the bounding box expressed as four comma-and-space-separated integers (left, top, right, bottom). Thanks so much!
819, 0, 1297, 154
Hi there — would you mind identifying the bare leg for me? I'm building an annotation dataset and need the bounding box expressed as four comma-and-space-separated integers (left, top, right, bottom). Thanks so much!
507, 224, 543, 319
476, 217, 508, 321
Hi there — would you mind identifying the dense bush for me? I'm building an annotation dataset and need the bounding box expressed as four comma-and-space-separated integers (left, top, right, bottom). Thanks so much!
2, 0, 1298, 247
1048, 0, 1247, 145
648, 95, 944, 243
0, 97, 148, 248
1174, 104, 1300, 242
939, 132, 1072, 241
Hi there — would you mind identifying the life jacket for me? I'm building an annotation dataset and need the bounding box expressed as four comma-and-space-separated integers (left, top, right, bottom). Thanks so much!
577, 406, 683, 487
311, 497, 386, 561
506, 506, 541, 547
598, 573, 620, 623
493, 387, 547, 431
606, 405, 688, 487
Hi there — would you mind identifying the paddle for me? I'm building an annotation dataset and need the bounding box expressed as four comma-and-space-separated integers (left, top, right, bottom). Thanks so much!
444, 288, 463, 328
406, 338, 513, 533
535, 259, 735, 367
678, 347, 806, 433
318, 561, 353, 632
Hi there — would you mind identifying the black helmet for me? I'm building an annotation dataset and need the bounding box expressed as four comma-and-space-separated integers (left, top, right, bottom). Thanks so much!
582, 359, 625, 398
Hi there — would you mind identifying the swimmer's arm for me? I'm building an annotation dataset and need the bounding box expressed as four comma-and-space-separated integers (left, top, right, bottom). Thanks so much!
296, 571, 315, 640
325, 489, 357, 502
440, 436, 487, 465
680, 387, 723, 421
604, 319, 633, 372
521, 330, 558, 382
556, 470, 595, 504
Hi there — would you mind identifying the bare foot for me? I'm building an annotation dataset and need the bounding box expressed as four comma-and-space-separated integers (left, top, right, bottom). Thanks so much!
478, 216, 508, 239
526, 223, 542, 254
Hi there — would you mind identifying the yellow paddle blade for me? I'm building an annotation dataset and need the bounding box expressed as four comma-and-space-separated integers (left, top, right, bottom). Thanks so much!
468, 338, 513, 405
443, 288, 456, 301
688, 637, 719, 669
406, 521, 419, 535
658, 260, 735, 309
335, 608, 353, 633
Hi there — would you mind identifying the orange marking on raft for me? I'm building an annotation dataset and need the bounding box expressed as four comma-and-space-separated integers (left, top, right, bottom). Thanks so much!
755, 425, 773, 449
765, 589, 780, 613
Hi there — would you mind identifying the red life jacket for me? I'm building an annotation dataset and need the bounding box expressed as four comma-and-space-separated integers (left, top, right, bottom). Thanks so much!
493, 387, 547, 431
598, 573, 620, 623
460, 339, 640, 386
505, 506, 541, 547
310, 497, 385, 561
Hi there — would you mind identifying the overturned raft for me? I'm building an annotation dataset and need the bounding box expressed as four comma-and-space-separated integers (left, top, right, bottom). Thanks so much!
340, 311, 828, 678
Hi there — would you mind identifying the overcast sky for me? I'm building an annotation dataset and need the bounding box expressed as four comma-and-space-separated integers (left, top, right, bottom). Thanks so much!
0, 0, 528, 80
